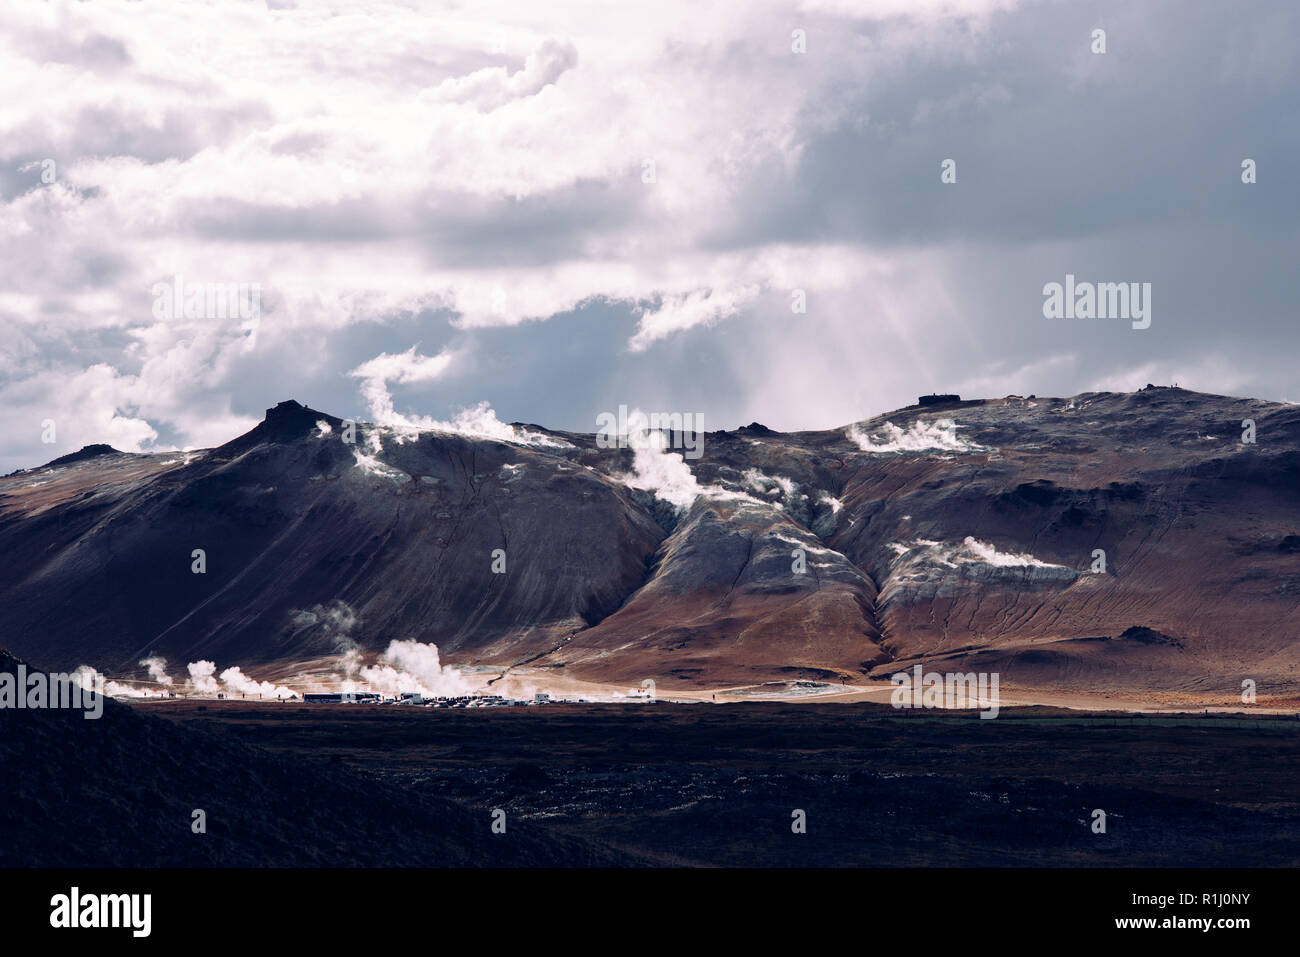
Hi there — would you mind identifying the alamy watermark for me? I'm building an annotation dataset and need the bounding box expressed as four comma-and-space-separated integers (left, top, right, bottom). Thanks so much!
151, 274, 261, 322
50, 887, 151, 937
890, 664, 1000, 719
0, 664, 104, 720
595, 404, 705, 460
1043, 274, 1150, 329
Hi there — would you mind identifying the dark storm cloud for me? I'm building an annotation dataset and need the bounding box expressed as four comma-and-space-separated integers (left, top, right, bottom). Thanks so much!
708, 0, 1300, 249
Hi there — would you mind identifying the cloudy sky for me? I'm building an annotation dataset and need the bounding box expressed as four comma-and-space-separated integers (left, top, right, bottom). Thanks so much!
2, 0, 1297, 472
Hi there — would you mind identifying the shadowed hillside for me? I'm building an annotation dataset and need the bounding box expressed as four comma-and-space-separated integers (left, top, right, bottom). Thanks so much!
0, 650, 637, 866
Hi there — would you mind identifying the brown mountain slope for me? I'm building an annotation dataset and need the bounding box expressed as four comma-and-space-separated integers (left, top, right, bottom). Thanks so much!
0, 387, 1296, 699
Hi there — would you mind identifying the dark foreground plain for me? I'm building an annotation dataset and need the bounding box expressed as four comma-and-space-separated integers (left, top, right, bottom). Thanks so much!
41, 698, 1300, 867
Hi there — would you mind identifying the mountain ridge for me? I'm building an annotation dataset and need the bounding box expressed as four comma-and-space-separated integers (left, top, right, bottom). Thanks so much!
1, 387, 1296, 700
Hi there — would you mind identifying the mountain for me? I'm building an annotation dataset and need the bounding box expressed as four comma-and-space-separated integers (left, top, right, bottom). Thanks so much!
1, 387, 1297, 700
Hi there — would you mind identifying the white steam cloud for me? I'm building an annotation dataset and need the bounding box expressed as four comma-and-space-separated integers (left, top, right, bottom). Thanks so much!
287, 602, 471, 697
71, 664, 157, 698
847, 418, 988, 454
140, 655, 173, 687
742, 468, 799, 506
352, 444, 413, 482
186, 660, 220, 694
349, 346, 570, 451
350, 346, 456, 431
358, 639, 473, 697
291, 600, 364, 689
616, 410, 757, 511
220, 666, 295, 700
883, 538, 1076, 574
426, 401, 572, 449
64, 611, 467, 701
